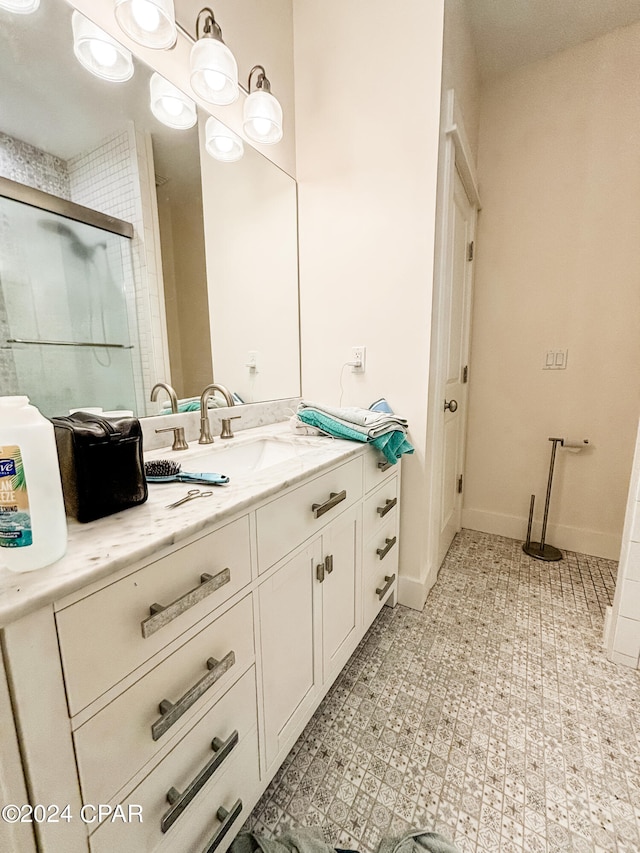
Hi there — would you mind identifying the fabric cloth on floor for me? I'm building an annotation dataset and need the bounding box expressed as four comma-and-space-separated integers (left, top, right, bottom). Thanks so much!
229, 828, 460, 853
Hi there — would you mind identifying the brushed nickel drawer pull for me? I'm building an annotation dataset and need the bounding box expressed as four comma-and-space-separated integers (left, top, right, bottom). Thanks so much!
141, 569, 232, 639
151, 651, 236, 741
376, 573, 396, 600
312, 490, 346, 519
377, 460, 392, 472
161, 730, 239, 833
376, 497, 397, 518
202, 800, 243, 853
376, 536, 397, 560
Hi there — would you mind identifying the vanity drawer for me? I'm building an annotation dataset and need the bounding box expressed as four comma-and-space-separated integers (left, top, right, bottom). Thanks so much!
89, 684, 259, 853
363, 476, 399, 541
364, 448, 398, 493
256, 456, 363, 571
74, 594, 254, 807
363, 518, 398, 628
57, 515, 252, 715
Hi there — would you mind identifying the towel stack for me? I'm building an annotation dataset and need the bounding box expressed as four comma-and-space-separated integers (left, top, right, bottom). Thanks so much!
294, 401, 414, 464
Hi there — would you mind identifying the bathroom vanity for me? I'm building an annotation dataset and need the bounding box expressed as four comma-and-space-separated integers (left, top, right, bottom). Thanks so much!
0, 421, 401, 853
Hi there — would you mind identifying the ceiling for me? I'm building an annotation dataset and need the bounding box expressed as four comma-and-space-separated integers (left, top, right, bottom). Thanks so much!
463, 0, 640, 80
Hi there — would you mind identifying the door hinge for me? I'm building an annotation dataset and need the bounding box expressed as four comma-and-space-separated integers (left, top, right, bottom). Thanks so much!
462, 365, 468, 383
467, 241, 474, 262
457, 475, 463, 494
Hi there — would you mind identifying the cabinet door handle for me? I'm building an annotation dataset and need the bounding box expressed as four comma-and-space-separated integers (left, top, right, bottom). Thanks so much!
202, 800, 243, 853
161, 730, 239, 833
377, 460, 392, 472
311, 490, 346, 518
325, 554, 334, 574
151, 651, 235, 741
376, 536, 397, 560
376, 574, 396, 600
141, 569, 231, 639
376, 497, 397, 518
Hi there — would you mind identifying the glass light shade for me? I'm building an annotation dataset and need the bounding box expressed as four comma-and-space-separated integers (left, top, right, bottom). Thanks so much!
150, 73, 196, 129
190, 37, 238, 105
243, 90, 283, 144
205, 116, 243, 162
72, 11, 133, 82
0, 0, 39, 12
114, 0, 176, 50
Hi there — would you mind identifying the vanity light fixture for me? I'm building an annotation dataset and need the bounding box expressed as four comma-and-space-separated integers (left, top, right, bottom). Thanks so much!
72, 11, 134, 82
150, 72, 197, 129
205, 116, 244, 162
189, 7, 238, 106
0, 0, 39, 12
114, 0, 177, 50
243, 65, 283, 144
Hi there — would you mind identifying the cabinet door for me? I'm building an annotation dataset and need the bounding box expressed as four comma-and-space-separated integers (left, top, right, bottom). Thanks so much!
258, 542, 321, 771
320, 504, 361, 683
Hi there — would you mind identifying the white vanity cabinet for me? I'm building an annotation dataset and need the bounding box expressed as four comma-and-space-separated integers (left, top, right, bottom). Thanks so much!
0, 436, 401, 853
258, 500, 361, 771
0, 653, 37, 853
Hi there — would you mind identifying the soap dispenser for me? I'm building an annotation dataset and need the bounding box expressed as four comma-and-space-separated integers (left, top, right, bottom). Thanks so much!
0, 396, 67, 572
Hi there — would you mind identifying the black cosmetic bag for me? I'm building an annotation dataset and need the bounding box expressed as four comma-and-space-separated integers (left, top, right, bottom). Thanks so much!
51, 412, 148, 523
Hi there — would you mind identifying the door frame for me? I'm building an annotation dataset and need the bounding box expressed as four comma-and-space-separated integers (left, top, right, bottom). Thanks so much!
424, 89, 481, 593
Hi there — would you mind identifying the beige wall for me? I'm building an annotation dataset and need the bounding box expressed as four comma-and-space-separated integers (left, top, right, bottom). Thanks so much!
441, 0, 480, 159
464, 22, 640, 559
292, 0, 445, 607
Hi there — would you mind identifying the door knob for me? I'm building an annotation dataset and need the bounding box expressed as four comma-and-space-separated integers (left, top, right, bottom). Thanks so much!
444, 399, 458, 413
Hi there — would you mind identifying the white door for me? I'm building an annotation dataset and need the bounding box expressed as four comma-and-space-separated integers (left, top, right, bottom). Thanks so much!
438, 168, 475, 567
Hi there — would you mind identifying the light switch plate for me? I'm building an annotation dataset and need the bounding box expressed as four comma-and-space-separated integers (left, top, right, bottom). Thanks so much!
543, 349, 568, 370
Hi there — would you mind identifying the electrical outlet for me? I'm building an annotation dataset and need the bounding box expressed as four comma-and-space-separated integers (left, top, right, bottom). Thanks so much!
246, 350, 259, 372
351, 346, 366, 373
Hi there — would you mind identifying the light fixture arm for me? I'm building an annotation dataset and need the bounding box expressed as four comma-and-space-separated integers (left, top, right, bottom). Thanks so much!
248, 64, 271, 94
196, 7, 224, 43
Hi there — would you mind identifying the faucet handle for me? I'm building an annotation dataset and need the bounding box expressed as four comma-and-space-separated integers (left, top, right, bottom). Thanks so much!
155, 425, 189, 451
220, 415, 241, 440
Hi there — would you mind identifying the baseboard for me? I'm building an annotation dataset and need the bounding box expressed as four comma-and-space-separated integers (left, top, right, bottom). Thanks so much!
461, 508, 622, 561
397, 567, 437, 612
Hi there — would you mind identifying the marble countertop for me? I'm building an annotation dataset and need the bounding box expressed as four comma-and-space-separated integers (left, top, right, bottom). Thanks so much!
0, 421, 364, 627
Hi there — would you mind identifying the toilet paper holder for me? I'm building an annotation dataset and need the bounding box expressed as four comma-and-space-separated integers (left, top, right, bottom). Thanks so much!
523, 436, 589, 562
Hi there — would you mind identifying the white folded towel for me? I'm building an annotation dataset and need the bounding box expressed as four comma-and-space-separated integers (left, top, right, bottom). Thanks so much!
297, 400, 408, 438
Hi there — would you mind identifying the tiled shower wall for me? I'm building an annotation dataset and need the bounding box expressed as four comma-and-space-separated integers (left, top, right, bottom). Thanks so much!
0, 131, 70, 198
0, 128, 169, 414
606, 417, 640, 668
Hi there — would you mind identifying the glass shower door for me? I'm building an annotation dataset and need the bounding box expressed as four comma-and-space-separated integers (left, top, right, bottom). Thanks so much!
0, 195, 141, 418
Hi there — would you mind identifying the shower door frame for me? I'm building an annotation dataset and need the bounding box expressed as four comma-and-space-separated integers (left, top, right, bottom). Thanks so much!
0, 176, 133, 239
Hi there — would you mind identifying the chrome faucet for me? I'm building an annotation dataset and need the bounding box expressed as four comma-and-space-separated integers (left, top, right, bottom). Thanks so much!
150, 382, 188, 451
199, 383, 235, 444
150, 382, 178, 414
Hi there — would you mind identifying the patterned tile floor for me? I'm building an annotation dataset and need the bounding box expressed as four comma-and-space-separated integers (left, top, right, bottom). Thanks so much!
245, 529, 640, 852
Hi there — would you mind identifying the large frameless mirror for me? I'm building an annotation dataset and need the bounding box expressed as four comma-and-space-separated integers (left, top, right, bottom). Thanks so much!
0, 0, 301, 418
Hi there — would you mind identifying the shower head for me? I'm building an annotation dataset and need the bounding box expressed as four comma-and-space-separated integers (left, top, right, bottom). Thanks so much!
38, 219, 107, 260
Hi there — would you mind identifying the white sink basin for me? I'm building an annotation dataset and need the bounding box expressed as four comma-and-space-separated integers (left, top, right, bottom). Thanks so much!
176, 436, 318, 480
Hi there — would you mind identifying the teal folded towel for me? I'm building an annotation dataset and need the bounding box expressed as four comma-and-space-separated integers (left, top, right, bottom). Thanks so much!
177, 400, 202, 412
296, 409, 414, 464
